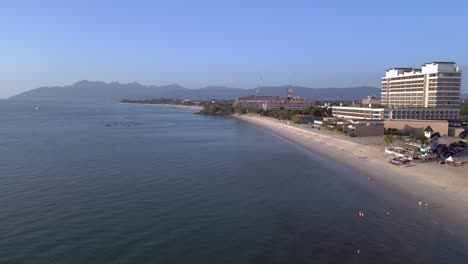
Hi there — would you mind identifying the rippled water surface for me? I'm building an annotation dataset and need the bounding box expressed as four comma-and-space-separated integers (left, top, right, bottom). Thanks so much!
1, 100, 467, 263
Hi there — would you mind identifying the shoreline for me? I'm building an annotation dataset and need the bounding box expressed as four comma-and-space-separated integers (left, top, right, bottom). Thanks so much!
122, 102, 203, 111
232, 114, 468, 233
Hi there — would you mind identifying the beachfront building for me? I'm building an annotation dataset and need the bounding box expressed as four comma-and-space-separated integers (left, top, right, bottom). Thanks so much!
345, 120, 385, 137
313, 117, 384, 137
332, 106, 460, 126
292, 114, 321, 124
332, 61, 462, 126
381, 62, 461, 109
384, 120, 449, 138
383, 108, 460, 121
332, 106, 385, 120
424, 126, 441, 149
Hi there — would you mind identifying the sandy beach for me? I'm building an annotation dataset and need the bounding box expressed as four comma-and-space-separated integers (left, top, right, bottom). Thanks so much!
233, 114, 468, 229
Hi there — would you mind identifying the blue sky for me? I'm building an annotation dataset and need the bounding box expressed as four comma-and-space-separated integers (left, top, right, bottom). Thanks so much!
1, 0, 467, 98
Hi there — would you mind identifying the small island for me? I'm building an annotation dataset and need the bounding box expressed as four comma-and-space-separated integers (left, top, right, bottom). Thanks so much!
121, 98, 204, 111
121, 98, 238, 115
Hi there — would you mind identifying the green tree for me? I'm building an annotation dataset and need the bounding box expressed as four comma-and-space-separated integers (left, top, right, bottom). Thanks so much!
420, 136, 429, 147
384, 135, 394, 144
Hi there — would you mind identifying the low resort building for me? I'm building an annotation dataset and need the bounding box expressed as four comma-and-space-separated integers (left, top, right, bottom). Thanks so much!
345, 120, 385, 137
331, 107, 457, 137
292, 114, 321, 124
331, 106, 460, 123
313, 118, 385, 137
384, 120, 449, 138
332, 106, 385, 120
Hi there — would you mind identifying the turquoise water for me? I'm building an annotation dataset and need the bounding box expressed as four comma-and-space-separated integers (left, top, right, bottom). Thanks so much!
1, 100, 467, 263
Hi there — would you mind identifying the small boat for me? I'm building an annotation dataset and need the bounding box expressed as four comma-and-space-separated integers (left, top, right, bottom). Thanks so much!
385, 147, 396, 155
385, 147, 413, 159
385, 147, 404, 156
389, 158, 411, 166
35, 106, 40, 110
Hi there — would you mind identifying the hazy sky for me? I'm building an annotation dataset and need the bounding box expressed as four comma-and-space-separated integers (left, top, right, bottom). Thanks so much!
1, 0, 468, 98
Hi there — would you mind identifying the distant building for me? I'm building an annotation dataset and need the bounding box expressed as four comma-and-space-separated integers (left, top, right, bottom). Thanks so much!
381, 62, 461, 108
263, 98, 316, 110
233, 95, 281, 110
234, 88, 316, 111
361, 96, 381, 107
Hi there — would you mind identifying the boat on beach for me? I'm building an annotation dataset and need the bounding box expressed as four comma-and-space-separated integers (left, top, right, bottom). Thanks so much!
385, 147, 397, 155
388, 157, 411, 167
385, 147, 414, 159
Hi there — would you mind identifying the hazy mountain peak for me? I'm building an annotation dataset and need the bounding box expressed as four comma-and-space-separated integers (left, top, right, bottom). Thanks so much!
9, 81, 383, 101
73, 80, 107, 86
160, 83, 184, 88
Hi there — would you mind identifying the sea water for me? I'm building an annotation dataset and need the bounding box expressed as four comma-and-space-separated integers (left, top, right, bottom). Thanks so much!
1, 100, 467, 263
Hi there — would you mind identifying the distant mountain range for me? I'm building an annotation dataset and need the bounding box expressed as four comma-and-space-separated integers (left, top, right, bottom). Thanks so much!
9, 81, 384, 102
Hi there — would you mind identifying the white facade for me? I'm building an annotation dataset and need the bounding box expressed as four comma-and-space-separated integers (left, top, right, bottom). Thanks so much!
332, 106, 460, 122
381, 62, 461, 109
332, 106, 385, 120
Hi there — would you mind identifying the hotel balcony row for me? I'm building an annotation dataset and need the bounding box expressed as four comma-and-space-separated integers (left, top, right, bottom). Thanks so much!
331, 106, 460, 122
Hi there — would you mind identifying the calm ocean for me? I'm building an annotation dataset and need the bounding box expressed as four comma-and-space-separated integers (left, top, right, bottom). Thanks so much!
1, 100, 467, 263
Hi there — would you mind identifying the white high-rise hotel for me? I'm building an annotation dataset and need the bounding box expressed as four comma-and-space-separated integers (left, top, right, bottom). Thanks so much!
332, 62, 461, 123
381, 62, 461, 108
